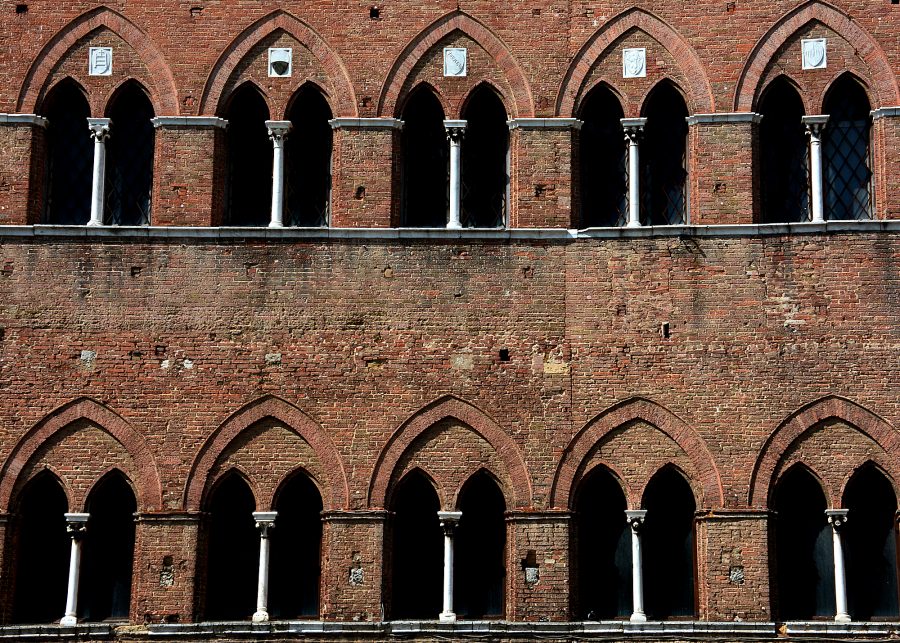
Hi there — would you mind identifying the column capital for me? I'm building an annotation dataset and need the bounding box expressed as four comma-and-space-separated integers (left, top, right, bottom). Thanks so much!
826, 508, 849, 530
437, 510, 462, 533
87, 118, 112, 142
253, 511, 277, 536
265, 120, 292, 142
802, 114, 829, 137
625, 509, 648, 532
444, 119, 467, 142
65, 513, 90, 539
621, 117, 647, 142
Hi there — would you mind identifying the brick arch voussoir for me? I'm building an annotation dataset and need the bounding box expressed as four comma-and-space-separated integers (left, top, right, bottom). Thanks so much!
0, 397, 163, 512
734, 0, 899, 111
368, 395, 533, 510
557, 7, 714, 117
199, 10, 357, 117
18, 6, 178, 115
378, 11, 534, 118
749, 396, 900, 508
183, 395, 349, 512
550, 397, 723, 510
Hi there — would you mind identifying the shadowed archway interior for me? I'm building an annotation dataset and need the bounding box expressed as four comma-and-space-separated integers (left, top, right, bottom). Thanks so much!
759, 77, 809, 223
401, 87, 447, 228
460, 86, 508, 228
578, 85, 627, 228
640, 83, 688, 225
823, 76, 872, 221
42, 81, 92, 225
224, 85, 272, 226
285, 86, 333, 227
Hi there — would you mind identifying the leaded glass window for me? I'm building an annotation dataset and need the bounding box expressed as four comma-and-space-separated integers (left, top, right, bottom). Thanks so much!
641, 82, 688, 226
823, 76, 872, 221
105, 82, 154, 226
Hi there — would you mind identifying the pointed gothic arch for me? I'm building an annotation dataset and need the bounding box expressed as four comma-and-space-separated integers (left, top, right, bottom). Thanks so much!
368, 395, 532, 509
557, 8, 714, 117
749, 396, 900, 507
199, 10, 357, 117
734, 0, 899, 112
551, 397, 723, 510
0, 398, 163, 512
184, 395, 349, 511
378, 11, 534, 118
19, 6, 178, 114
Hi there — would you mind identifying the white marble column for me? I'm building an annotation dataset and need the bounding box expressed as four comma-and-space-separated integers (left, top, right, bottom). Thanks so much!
621, 118, 647, 228
87, 119, 112, 227
444, 120, 467, 230
60, 513, 89, 626
252, 511, 277, 623
826, 509, 850, 623
437, 510, 462, 622
625, 509, 648, 623
803, 115, 829, 223
266, 121, 292, 228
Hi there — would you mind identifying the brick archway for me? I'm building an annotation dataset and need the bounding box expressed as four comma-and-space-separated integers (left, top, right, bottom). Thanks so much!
18, 6, 178, 115
377, 11, 534, 119
368, 395, 533, 510
199, 10, 357, 117
734, 1, 899, 111
749, 396, 900, 508
550, 397, 723, 510
556, 7, 714, 117
0, 398, 163, 512
183, 395, 349, 511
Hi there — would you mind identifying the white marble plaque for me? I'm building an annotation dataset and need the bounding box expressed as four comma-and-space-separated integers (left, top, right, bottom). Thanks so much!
88, 47, 113, 76
268, 48, 293, 77
623, 48, 646, 78
802, 39, 827, 70
443, 47, 467, 77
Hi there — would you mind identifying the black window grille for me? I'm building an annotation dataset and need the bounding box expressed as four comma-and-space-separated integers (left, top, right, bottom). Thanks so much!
760, 78, 810, 223
401, 87, 448, 227
579, 85, 627, 227
43, 81, 92, 225
461, 85, 508, 228
285, 86, 333, 227
105, 83, 154, 226
224, 85, 272, 226
641, 83, 689, 225
823, 77, 872, 220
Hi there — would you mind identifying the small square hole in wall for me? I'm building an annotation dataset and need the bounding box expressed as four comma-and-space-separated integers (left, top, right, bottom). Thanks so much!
15, 4, 28, 14
369, 5, 381, 19
499, 349, 510, 362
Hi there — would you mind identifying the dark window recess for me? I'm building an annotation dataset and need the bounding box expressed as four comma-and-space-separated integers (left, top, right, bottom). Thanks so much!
823, 76, 872, 221
204, 472, 258, 620
43, 81, 93, 225
641, 83, 688, 225
455, 470, 506, 618
575, 466, 631, 619
773, 465, 834, 620
269, 472, 323, 618
844, 464, 899, 619
579, 85, 627, 227
12, 472, 70, 624
401, 87, 447, 227
642, 466, 696, 618
390, 470, 443, 618
105, 82, 154, 225
760, 77, 810, 223
80, 471, 136, 621
285, 86, 333, 227
224, 84, 272, 226
461, 85, 508, 228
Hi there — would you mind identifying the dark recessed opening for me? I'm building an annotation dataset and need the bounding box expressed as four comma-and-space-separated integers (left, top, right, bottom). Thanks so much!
15, 4, 27, 14
370, 5, 381, 19
499, 349, 510, 362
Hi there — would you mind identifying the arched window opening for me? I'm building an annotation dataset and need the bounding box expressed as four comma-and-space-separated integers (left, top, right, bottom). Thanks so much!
11, 473, 69, 624
285, 86, 333, 227
574, 466, 630, 619
224, 85, 272, 226
642, 467, 696, 619
401, 88, 447, 227
641, 83, 688, 225
773, 465, 833, 619
204, 472, 257, 620
389, 470, 442, 619
823, 77, 872, 221
269, 472, 323, 619
843, 465, 899, 619
456, 470, 506, 618
80, 472, 136, 621
759, 78, 809, 223
578, 86, 627, 228
460, 86, 509, 228
42, 81, 92, 225
105, 83, 155, 225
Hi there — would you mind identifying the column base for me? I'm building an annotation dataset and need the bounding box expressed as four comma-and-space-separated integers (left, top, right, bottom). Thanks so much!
268, 222, 283, 229
86, 220, 102, 227
626, 220, 642, 228
438, 611, 457, 623
60, 615, 78, 627
630, 612, 647, 623
835, 613, 851, 623
446, 223, 462, 230
252, 610, 270, 623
